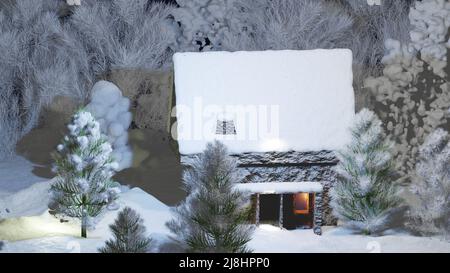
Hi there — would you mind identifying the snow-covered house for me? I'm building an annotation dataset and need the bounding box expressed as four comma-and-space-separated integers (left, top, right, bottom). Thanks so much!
173, 50, 355, 234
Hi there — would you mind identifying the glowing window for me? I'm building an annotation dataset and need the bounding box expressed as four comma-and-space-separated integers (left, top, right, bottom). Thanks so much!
293, 193, 309, 215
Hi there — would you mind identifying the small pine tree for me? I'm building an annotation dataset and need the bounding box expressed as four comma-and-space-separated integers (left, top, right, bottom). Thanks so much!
99, 207, 151, 253
167, 141, 254, 253
50, 110, 120, 238
408, 128, 450, 237
331, 109, 402, 235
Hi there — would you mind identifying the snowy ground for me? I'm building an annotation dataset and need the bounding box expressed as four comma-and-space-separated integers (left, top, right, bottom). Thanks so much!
0, 155, 46, 198
1, 156, 450, 253
0, 186, 172, 253
250, 225, 450, 253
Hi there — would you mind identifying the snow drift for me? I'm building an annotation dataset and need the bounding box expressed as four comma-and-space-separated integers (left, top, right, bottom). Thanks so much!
86, 81, 133, 170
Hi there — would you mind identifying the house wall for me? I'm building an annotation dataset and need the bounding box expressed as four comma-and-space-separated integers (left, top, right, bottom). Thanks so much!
181, 150, 339, 225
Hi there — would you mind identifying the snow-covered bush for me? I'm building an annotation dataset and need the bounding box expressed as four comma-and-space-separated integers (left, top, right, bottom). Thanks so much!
331, 109, 402, 235
69, 0, 176, 77
99, 207, 151, 253
86, 81, 133, 171
49, 110, 120, 238
409, 0, 450, 77
172, 0, 255, 52
66, 0, 81, 6
408, 128, 450, 237
223, 0, 354, 51
339, 0, 413, 88
167, 141, 254, 253
365, 0, 450, 183
0, 0, 92, 159
219, 0, 412, 95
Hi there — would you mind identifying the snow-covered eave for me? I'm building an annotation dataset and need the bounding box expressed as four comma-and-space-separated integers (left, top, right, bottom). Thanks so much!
235, 182, 323, 194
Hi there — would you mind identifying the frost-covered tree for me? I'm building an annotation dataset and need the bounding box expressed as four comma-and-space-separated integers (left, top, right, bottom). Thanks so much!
167, 141, 253, 253
408, 128, 450, 236
99, 207, 151, 253
338, 0, 413, 89
365, 0, 450, 183
220, 0, 413, 96
331, 109, 402, 235
221, 0, 352, 52
0, 0, 92, 159
173, 0, 252, 52
49, 110, 120, 238
69, 0, 176, 77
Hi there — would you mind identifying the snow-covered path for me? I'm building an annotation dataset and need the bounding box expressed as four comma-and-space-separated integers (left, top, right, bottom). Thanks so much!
249, 225, 450, 253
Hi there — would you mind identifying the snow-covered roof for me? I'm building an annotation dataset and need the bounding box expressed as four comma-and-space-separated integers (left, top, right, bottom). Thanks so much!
235, 182, 323, 194
173, 49, 355, 155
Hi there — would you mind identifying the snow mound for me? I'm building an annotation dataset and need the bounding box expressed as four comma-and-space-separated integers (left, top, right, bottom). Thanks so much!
0, 180, 51, 219
86, 81, 133, 170
0, 155, 46, 198
173, 49, 355, 154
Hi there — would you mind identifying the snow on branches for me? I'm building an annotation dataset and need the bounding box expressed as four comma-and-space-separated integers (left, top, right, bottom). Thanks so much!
0, 0, 92, 159
365, 0, 450, 182
409, 0, 450, 76
99, 207, 151, 253
172, 0, 250, 52
166, 141, 254, 253
50, 110, 120, 237
408, 128, 450, 237
69, 0, 176, 75
331, 109, 402, 235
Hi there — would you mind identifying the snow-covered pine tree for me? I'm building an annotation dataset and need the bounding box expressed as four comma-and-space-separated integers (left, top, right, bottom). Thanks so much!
408, 128, 450, 237
166, 141, 253, 253
99, 207, 151, 253
330, 109, 402, 235
50, 110, 120, 238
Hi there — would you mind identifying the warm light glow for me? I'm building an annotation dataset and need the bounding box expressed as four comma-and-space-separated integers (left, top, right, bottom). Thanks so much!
259, 224, 282, 232
293, 193, 310, 215
0, 212, 79, 241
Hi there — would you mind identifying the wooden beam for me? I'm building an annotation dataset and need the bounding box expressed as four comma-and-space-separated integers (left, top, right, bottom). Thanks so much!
279, 194, 284, 229
255, 193, 260, 226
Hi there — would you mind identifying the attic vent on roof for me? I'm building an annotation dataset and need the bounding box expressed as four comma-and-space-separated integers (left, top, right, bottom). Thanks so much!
216, 120, 236, 135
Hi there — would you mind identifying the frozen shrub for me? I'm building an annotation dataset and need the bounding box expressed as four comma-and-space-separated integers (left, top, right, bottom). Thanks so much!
173, 0, 258, 52
331, 109, 402, 235
219, 0, 413, 93
0, 0, 92, 159
69, 0, 176, 77
365, 0, 450, 182
408, 128, 450, 237
99, 207, 151, 253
